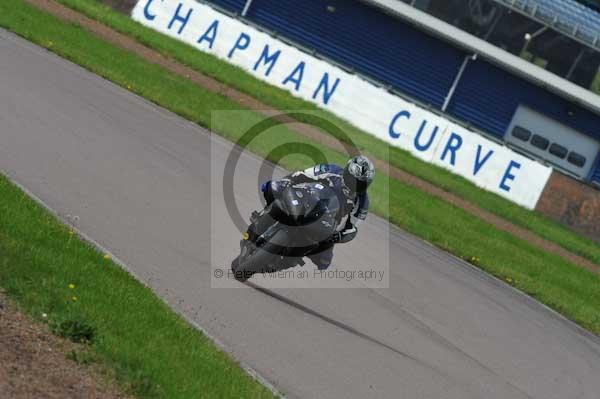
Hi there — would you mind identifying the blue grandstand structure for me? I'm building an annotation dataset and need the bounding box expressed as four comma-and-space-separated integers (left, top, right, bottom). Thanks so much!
495, 0, 600, 49
203, 0, 600, 187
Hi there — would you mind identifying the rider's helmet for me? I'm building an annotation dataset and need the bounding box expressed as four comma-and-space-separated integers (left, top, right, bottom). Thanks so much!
343, 155, 375, 194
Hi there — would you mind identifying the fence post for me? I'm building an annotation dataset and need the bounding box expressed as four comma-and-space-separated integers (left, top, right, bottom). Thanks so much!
242, 0, 254, 16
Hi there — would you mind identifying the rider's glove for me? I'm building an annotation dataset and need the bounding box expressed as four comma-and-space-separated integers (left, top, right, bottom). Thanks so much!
329, 225, 358, 244
329, 231, 342, 243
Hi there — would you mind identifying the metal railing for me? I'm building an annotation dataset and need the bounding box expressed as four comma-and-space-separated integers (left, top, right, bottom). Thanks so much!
493, 0, 600, 51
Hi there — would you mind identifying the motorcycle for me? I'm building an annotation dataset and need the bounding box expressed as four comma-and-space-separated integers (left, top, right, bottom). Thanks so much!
231, 181, 342, 282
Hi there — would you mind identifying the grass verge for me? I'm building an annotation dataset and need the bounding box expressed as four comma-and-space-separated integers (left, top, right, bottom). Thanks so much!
53, 0, 600, 266
0, 171, 278, 398
0, 0, 599, 365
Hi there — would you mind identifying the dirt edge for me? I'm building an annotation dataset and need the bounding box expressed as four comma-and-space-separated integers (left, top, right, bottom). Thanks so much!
0, 290, 129, 399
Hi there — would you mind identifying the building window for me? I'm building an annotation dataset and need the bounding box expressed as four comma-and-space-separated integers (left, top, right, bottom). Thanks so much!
567, 152, 587, 167
511, 126, 531, 141
531, 134, 550, 150
549, 143, 568, 159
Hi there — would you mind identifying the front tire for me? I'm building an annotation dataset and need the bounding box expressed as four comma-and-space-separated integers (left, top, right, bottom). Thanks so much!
230, 255, 247, 282
231, 229, 296, 281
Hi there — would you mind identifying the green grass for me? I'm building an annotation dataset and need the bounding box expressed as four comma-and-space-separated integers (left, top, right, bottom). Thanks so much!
0, 175, 277, 398
0, 9, 599, 399
51, 0, 600, 266
593, 70, 600, 95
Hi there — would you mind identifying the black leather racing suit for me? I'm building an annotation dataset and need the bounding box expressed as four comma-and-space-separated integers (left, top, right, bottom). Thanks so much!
261, 164, 369, 270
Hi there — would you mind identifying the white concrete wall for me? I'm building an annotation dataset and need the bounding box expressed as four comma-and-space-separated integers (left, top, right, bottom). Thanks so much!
132, 0, 553, 209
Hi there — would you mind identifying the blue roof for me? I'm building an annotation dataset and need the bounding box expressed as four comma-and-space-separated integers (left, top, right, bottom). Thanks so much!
499, 0, 600, 47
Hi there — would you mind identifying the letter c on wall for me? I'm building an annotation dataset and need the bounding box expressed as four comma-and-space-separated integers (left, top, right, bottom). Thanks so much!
144, 0, 163, 20
389, 110, 411, 139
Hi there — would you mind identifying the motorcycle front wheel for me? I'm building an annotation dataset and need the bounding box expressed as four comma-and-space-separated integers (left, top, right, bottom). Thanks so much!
232, 228, 305, 281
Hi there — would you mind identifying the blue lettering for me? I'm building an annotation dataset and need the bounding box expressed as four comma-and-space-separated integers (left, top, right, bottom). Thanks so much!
312, 73, 341, 105
413, 120, 439, 152
228, 32, 251, 59
388, 110, 411, 139
197, 20, 219, 49
168, 3, 193, 35
440, 133, 463, 166
500, 160, 521, 192
473, 145, 494, 175
143, 0, 162, 21
282, 61, 306, 91
253, 45, 281, 77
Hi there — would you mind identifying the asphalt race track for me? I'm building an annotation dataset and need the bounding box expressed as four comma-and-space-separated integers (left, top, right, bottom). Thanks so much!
1, 28, 600, 399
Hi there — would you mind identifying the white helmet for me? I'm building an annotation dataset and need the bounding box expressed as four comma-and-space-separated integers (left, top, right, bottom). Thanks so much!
343, 155, 375, 193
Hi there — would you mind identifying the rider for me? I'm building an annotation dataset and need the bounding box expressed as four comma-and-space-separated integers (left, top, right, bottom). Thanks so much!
260, 155, 375, 270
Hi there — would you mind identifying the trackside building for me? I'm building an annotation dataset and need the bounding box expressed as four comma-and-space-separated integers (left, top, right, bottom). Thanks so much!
130, 0, 600, 240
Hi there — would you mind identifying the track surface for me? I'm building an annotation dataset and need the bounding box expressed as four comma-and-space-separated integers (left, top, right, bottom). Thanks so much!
2, 29, 600, 399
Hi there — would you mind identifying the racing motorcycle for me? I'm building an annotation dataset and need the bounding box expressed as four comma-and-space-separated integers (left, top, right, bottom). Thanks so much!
231, 181, 342, 282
